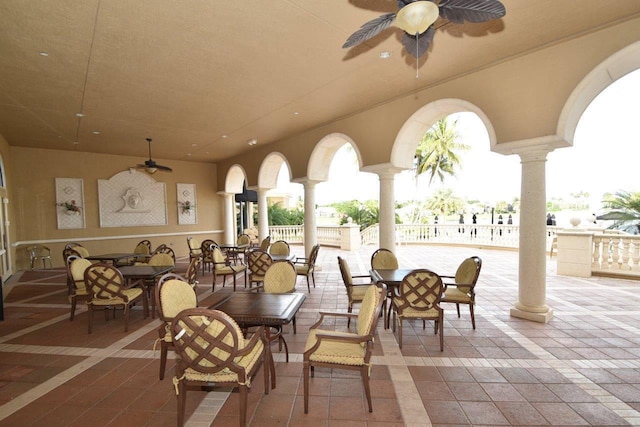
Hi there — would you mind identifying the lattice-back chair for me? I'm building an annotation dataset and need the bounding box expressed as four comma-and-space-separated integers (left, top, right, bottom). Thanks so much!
441, 256, 482, 329
200, 239, 217, 274
132, 239, 152, 263
212, 245, 246, 291
84, 263, 149, 333
26, 245, 52, 270
303, 283, 386, 414
187, 236, 202, 262
65, 255, 92, 321
259, 236, 271, 251
370, 248, 398, 270
155, 273, 198, 380
294, 244, 320, 292
261, 260, 297, 361
171, 308, 269, 427
247, 249, 272, 288
153, 244, 176, 263
64, 242, 90, 258
391, 269, 444, 350
185, 256, 201, 291
268, 240, 290, 256
337, 256, 372, 328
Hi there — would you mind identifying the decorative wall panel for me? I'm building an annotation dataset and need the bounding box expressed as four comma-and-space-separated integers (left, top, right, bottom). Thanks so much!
98, 169, 167, 227
55, 178, 85, 229
177, 183, 197, 225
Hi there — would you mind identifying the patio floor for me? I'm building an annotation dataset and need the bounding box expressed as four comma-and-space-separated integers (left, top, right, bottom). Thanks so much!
0, 244, 639, 426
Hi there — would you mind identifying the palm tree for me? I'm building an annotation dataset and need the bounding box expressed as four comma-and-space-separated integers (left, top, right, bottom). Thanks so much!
426, 189, 465, 217
414, 117, 470, 185
597, 191, 640, 234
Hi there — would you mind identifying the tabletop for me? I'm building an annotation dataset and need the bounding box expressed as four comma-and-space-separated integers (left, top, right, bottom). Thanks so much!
86, 253, 138, 263
118, 264, 174, 280
370, 268, 417, 286
270, 254, 295, 262
209, 291, 306, 326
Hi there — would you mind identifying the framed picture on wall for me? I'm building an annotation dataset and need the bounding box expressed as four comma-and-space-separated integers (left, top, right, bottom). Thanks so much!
55, 178, 86, 229
177, 183, 197, 225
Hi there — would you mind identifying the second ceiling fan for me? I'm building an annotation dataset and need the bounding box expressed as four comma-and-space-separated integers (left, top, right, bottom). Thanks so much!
136, 138, 172, 174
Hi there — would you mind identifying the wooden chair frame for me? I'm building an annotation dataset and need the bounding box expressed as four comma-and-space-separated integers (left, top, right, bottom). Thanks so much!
441, 256, 482, 329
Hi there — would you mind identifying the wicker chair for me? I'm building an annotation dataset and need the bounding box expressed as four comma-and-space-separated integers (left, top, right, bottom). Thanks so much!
259, 236, 271, 251
171, 308, 270, 427
212, 245, 246, 291
155, 273, 198, 380
186, 236, 202, 262
391, 269, 444, 350
370, 247, 398, 327
303, 284, 385, 414
294, 244, 320, 292
268, 240, 290, 256
440, 256, 482, 329
337, 256, 372, 328
84, 263, 149, 333
65, 255, 92, 320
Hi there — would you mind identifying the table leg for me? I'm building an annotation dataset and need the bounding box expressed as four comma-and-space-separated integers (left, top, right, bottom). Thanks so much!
265, 326, 276, 389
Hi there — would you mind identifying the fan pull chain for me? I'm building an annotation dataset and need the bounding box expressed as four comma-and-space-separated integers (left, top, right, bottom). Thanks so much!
415, 31, 419, 79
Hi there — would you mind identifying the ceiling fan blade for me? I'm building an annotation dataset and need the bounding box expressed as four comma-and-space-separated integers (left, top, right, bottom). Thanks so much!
402, 27, 435, 58
156, 164, 173, 172
343, 13, 396, 48
438, 0, 506, 24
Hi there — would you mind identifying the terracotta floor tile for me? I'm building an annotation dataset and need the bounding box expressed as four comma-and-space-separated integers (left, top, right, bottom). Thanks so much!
328, 396, 366, 420
495, 401, 549, 426
532, 402, 589, 425
423, 400, 469, 424
459, 401, 510, 425
448, 382, 492, 401
569, 402, 630, 426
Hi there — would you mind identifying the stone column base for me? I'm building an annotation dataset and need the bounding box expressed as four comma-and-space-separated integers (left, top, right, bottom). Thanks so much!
510, 306, 554, 323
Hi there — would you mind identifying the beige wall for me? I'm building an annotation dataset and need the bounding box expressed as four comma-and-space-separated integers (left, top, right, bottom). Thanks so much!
9, 146, 221, 270
217, 16, 640, 188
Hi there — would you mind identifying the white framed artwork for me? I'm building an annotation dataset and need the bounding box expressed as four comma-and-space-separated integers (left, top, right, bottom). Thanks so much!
177, 183, 197, 225
55, 178, 86, 229
98, 169, 167, 227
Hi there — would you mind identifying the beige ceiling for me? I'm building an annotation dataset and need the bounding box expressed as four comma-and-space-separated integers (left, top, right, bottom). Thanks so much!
1, 0, 639, 166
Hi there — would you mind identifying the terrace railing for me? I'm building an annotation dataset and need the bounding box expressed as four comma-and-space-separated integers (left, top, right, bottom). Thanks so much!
592, 233, 640, 275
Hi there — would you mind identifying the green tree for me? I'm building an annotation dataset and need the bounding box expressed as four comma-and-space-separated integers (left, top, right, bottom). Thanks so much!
267, 202, 304, 225
332, 200, 381, 230
425, 189, 465, 216
599, 191, 640, 234
414, 117, 470, 185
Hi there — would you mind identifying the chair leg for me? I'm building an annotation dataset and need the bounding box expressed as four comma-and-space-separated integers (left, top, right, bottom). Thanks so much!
159, 341, 168, 380
239, 384, 248, 427
347, 303, 353, 328
398, 317, 403, 348
456, 303, 461, 318
124, 305, 130, 332
212, 272, 216, 292
279, 335, 289, 362
306, 276, 310, 293
439, 313, 444, 351
303, 361, 310, 414
311, 271, 315, 288
70, 297, 77, 321
177, 378, 187, 427
361, 365, 373, 412
233, 273, 237, 292
469, 303, 476, 330
88, 306, 93, 333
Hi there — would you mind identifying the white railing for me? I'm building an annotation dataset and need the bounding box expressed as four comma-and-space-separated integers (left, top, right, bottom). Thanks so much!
592, 234, 640, 275
268, 225, 304, 243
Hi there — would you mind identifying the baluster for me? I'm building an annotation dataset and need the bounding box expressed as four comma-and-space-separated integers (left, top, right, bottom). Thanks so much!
632, 241, 640, 273
620, 237, 631, 271
592, 236, 602, 269
610, 237, 620, 270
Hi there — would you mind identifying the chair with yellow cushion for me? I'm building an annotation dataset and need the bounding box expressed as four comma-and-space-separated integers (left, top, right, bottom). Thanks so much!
65, 255, 92, 321
259, 236, 271, 251
155, 273, 198, 380
440, 256, 482, 329
84, 263, 149, 333
268, 240, 290, 257
186, 236, 202, 262
303, 283, 385, 414
64, 242, 90, 258
132, 239, 152, 263
294, 244, 320, 292
200, 239, 217, 274
212, 245, 246, 291
247, 249, 272, 288
152, 244, 176, 264
370, 247, 398, 270
171, 308, 270, 427
184, 256, 201, 292
252, 260, 297, 361
391, 269, 444, 350
337, 256, 372, 328
229, 233, 251, 264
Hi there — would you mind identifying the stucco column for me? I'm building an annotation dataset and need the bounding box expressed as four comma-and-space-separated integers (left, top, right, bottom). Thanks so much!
301, 180, 318, 257
511, 147, 554, 323
377, 170, 397, 252
257, 188, 269, 241
222, 192, 235, 245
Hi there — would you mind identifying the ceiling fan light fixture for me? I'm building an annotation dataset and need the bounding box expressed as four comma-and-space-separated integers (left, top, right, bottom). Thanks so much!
395, 1, 439, 35
145, 166, 158, 174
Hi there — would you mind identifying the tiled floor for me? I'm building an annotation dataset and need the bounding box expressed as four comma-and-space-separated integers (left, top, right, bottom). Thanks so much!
0, 244, 639, 426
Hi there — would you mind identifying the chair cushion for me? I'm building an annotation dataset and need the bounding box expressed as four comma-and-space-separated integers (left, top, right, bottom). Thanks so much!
393, 297, 439, 318
350, 285, 368, 301
305, 329, 366, 365
75, 246, 90, 258
90, 287, 143, 306
442, 287, 471, 303
356, 285, 380, 336
183, 339, 264, 385
295, 264, 310, 275
160, 279, 197, 318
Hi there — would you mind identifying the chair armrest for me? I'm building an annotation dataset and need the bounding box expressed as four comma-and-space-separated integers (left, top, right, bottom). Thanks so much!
310, 311, 358, 329
294, 257, 309, 264
238, 325, 266, 356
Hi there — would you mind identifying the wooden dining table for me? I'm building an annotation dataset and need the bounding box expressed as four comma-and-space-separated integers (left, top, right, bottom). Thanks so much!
119, 264, 174, 318
86, 252, 139, 265
208, 290, 306, 388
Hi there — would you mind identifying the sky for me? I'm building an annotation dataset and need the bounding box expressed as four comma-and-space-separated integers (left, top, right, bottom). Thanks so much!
278, 69, 640, 210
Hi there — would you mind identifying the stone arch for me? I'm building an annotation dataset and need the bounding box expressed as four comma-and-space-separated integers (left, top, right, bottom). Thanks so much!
224, 164, 247, 194
558, 41, 640, 146
390, 99, 497, 169
307, 133, 363, 181
258, 152, 291, 189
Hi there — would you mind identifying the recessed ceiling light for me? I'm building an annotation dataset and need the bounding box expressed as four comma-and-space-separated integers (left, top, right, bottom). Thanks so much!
39, 52, 49, 57
248, 138, 257, 146
293, 112, 299, 116
221, 135, 228, 139
379, 51, 392, 59
75, 113, 84, 117
92, 131, 100, 135
191, 143, 197, 147
187, 153, 192, 156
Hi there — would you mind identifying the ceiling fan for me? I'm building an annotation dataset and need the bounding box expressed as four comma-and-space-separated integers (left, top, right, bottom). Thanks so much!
343, 0, 506, 70
136, 138, 172, 174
